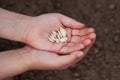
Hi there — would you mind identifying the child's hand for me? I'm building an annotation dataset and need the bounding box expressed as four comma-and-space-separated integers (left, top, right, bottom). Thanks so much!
25, 46, 84, 70
23, 13, 95, 54
26, 37, 96, 70
0, 38, 96, 79
0, 9, 96, 54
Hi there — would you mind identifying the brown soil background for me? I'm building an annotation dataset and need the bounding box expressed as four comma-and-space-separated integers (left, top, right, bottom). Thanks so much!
0, 0, 120, 80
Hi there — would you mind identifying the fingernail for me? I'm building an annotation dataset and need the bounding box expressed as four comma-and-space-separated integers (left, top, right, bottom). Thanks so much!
90, 33, 96, 38
79, 23, 85, 26
77, 52, 83, 57
87, 39, 91, 44
84, 39, 91, 45
88, 28, 94, 32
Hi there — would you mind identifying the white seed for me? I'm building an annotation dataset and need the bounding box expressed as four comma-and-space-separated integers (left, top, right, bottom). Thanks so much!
48, 27, 68, 43
51, 31, 57, 37
49, 35, 56, 41
60, 27, 67, 37
52, 31, 57, 34
58, 30, 63, 38
60, 37, 68, 42
48, 37, 55, 42
56, 32, 61, 40
50, 33, 57, 40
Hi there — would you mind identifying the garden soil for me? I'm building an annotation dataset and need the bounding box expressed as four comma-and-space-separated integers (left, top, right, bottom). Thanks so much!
0, 0, 120, 80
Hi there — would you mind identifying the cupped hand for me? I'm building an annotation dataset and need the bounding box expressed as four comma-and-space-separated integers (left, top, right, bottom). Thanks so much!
25, 36, 96, 70
23, 13, 95, 54
26, 46, 83, 70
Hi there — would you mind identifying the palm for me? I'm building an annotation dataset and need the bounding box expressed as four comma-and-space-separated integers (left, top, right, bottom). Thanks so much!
24, 13, 95, 54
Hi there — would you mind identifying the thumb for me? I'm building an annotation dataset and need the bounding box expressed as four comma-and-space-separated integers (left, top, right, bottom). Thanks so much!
57, 51, 83, 68
58, 14, 85, 29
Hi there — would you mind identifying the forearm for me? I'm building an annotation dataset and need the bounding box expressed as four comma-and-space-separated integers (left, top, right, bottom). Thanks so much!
0, 8, 31, 42
0, 47, 31, 79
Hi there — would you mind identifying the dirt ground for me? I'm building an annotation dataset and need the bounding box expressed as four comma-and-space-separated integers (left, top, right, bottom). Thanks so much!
0, 0, 120, 80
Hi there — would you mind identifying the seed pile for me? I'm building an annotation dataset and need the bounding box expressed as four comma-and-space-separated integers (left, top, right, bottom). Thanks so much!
48, 27, 68, 43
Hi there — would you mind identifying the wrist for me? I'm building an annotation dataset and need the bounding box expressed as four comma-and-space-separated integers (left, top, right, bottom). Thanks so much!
0, 46, 33, 78
20, 46, 34, 71
0, 9, 32, 42
22, 46, 38, 70
15, 16, 33, 42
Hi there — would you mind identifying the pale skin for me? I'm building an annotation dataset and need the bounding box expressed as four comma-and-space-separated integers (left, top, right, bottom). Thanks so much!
0, 8, 96, 79
0, 9, 96, 54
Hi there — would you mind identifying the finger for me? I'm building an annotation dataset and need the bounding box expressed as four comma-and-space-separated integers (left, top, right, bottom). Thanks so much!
76, 38, 96, 63
69, 38, 92, 47
60, 38, 93, 54
83, 39, 92, 46
61, 38, 95, 67
71, 33, 96, 43
58, 14, 85, 29
51, 42, 67, 53
83, 38, 96, 54
72, 28, 94, 36
57, 51, 83, 68
59, 43, 84, 54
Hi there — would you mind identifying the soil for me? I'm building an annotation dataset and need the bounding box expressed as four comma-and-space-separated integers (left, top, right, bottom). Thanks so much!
0, 0, 120, 80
